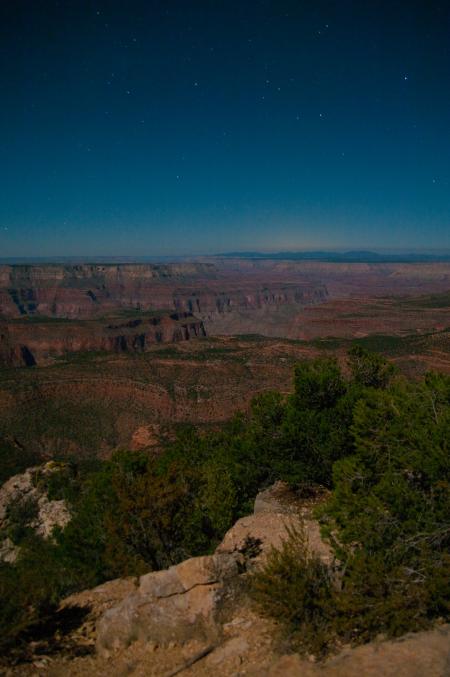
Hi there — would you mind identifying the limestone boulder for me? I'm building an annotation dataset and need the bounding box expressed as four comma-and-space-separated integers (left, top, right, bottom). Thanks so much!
96, 483, 333, 657
96, 552, 241, 655
217, 483, 333, 567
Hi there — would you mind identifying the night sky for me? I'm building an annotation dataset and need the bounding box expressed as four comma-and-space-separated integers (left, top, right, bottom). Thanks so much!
1, 1, 449, 257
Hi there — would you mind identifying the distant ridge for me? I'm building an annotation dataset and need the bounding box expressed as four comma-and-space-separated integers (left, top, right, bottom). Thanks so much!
216, 250, 450, 263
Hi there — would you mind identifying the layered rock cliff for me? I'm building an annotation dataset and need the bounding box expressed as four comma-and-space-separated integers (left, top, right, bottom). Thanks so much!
0, 263, 217, 318
0, 263, 328, 323
0, 312, 206, 367
0, 263, 329, 360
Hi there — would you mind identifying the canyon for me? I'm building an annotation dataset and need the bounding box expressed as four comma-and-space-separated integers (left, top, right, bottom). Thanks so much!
0, 261, 327, 322
1, 260, 450, 675
1, 259, 450, 459
0, 261, 327, 366
1, 259, 450, 367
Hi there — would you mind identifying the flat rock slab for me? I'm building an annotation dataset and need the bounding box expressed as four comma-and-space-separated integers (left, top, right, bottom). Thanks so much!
264, 625, 450, 677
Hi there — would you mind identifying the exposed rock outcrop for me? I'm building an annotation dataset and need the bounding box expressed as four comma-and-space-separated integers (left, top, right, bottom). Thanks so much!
96, 552, 242, 655
0, 463, 71, 562
217, 481, 332, 567
5, 483, 449, 676
95, 482, 329, 656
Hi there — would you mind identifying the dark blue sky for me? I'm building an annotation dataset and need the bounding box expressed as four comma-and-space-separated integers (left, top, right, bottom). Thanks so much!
1, 0, 449, 256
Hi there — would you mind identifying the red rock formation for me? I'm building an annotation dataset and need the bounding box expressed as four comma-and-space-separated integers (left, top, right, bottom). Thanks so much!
0, 263, 217, 318
0, 312, 206, 367
0, 263, 327, 320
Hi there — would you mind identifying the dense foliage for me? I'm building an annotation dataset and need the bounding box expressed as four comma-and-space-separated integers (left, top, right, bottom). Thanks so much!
0, 346, 449, 656
251, 351, 450, 654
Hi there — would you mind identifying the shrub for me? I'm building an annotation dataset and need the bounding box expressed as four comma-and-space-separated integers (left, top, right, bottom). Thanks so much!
319, 372, 450, 644
0, 535, 76, 654
5, 495, 39, 545
250, 524, 335, 657
348, 344, 396, 388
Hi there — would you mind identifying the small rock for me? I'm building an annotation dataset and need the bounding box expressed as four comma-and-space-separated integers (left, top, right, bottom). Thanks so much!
207, 637, 250, 666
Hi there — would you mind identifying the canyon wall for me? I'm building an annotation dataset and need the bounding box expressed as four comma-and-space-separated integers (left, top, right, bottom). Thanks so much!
0, 263, 327, 323
0, 263, 328, 363
0, 263, 217, 318
0, 312, 206, 367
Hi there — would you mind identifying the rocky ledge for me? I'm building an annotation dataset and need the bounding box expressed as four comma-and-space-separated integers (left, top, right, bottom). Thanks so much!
4, 483, 450, 676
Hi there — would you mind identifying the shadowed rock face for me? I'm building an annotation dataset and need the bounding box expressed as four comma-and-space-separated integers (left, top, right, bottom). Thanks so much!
0, 263, 327, 320
0, 263, 216, 318
0, 312, 206, 367
0, 262, 328, 365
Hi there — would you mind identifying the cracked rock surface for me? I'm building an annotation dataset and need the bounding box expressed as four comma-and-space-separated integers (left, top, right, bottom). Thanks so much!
96, 552, 242, 655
